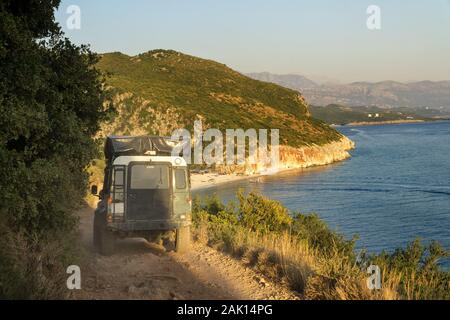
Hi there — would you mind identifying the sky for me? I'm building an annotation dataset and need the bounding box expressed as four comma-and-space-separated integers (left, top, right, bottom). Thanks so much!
55, 0, 450, 83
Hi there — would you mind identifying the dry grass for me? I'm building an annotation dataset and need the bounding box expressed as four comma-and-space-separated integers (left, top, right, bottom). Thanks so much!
0, 223, 81, 299
193, 194, 449, 300
194, 222, 405, 300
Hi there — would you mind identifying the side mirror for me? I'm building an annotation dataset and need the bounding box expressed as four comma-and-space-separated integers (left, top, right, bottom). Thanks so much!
91, 185, 98, 196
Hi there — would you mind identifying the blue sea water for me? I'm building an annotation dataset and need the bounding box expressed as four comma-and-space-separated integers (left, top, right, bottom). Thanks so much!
195, 121, 450, 267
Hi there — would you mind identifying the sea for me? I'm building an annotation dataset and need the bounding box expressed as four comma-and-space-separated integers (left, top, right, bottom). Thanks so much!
195, 121, 450, 267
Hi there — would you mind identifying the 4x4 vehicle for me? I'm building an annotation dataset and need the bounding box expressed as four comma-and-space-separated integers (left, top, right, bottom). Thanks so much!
91, 136, 192, 255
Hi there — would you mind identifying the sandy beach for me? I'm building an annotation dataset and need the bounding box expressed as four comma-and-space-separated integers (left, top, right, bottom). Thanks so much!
191, 172, 264, 191
190, 166, 318, 191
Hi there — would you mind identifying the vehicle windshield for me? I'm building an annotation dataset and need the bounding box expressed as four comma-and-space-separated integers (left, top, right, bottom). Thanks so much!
130, 164, 169, 189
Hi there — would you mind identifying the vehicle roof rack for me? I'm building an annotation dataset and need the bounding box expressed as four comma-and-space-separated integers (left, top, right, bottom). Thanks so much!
105, 136, 177, 161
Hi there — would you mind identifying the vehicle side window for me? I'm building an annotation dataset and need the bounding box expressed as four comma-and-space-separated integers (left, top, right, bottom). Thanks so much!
175, 169, 187, 189
112, 167, 125, 202
114, 169, 124, 185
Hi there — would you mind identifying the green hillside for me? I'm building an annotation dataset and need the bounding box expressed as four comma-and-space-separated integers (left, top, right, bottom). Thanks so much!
97, 50, 342, 147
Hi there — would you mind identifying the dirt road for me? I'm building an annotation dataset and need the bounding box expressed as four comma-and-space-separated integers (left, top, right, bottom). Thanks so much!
72, 206, 298, 300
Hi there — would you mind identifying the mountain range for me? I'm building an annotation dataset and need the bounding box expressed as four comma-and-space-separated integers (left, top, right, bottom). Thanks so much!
247, 73, 450, 109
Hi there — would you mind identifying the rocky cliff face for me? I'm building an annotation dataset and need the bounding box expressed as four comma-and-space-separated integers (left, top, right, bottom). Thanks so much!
217, 137, 355, 175
276, 136, 355, 171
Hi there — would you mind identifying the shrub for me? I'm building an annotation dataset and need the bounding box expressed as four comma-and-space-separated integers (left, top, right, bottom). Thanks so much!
370, 239, 450, 300
192, 192, 450, 300
292, 213, 357, 257
237, 191, 292, 233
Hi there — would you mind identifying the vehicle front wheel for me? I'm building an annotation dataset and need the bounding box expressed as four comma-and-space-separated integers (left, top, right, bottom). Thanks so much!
175, 226, 191, 254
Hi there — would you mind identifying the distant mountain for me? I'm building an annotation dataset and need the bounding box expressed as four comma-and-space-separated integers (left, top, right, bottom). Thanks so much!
96, 50, 342, 147
247, 72, 319, 90
305, 81, 450, 109
247, 73, 450, 109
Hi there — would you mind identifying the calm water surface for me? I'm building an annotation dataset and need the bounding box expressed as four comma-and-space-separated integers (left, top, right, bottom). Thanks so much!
195, 121, 450, 266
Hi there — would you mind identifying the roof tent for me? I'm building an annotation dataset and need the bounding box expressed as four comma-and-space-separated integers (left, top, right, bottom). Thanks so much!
105, 136, 177, 161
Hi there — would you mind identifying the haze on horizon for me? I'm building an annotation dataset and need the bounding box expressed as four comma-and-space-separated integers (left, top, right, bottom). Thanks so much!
55, 0, 450, 84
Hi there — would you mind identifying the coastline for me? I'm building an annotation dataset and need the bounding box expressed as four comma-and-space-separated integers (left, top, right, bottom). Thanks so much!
191, 165, 338, 192
191, 136, 355, 191
339, 119, 426, 127
191, 172, 264, 191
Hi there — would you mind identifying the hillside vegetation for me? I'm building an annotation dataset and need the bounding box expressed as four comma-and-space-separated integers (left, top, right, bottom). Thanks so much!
97, 50, 342, 147
194, 193, 450, 300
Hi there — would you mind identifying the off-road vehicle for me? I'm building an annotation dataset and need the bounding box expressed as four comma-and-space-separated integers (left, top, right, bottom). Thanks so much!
91, 136, 192, 255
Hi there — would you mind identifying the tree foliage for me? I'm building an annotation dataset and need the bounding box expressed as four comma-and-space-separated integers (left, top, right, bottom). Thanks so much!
0, 0, 110, 298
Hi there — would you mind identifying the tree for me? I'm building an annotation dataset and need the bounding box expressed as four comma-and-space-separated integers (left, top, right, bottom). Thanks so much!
0, 0, 111, 298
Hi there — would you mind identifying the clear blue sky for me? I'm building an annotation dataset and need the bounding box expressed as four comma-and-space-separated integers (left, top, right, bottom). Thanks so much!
55, 0, 450, 83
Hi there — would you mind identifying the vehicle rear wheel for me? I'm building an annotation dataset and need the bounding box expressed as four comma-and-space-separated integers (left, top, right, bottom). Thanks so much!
99, 226, 115, 256
175, 226, 191, 254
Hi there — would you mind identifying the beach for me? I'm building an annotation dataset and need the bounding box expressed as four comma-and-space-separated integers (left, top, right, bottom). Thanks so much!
191, 172, 266, 191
